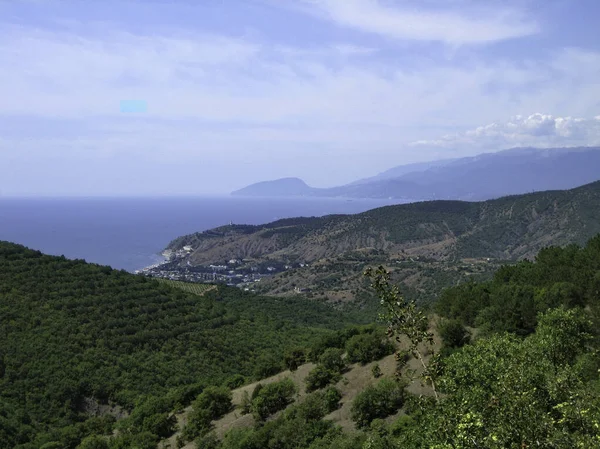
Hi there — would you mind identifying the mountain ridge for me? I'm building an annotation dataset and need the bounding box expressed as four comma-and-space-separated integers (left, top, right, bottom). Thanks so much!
172, 180, 600, 265
232, 146, 600, 201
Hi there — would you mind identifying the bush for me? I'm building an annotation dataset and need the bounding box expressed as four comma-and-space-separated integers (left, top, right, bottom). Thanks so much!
254, 355, 283, 380
318, 348, 346, 373
240, 390, 252, 415
350, 379, 406, 428
323, 387, 342, 413
194, 386, 232, 420
195, 432, 220, 449
182, 386, 232, 441
284, 347, 306, 371
77, 435, 109, 449
345, 332, 394, 365
251, 378, 297, 421
141, 412, 177, 438
223, 374, 246, 390
371, 364, 382, 379
438, 319, 470, 349
305, 365, 341, 392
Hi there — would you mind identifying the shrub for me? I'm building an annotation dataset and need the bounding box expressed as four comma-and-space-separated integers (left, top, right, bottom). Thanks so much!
193, 386, 232, 420
438, 319, 470, 349
254, 355, 283, 380
195, 432, 220, 449
141, 412, 177, 438
223, 374, 246, 390
240, 390, 252, 415
305, 365, 341, 392
284, 347, 306, 371
350, 379, 406, 428
77, 436, 109, 449
182, 386, 232, 441
371, 364, 382, 379
345, 332, 394, 365
251, 378, 297, 421
318, 348, 346, 373
323, 387, 342, 413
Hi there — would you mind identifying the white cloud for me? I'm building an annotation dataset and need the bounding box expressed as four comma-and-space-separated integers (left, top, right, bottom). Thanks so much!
0, 9, 599, 194
292, 0, 539, 44
411, 114, 600, 149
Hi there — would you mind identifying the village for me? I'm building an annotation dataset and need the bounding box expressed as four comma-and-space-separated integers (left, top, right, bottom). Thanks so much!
135, 245, 310, 292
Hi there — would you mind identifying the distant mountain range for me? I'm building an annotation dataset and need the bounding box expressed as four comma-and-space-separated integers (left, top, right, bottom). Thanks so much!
232, 146, 600, 201
175, 179, 600, 264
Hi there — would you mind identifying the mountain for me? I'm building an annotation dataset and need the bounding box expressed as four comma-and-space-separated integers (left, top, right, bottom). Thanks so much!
232, 177, 314, 197
232, 146, 600, 201
166, 181, 600, 301
173, 180, 600, 264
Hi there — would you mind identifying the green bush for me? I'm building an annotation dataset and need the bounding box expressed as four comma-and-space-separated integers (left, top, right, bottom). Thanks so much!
305, 365, 341, 392
371, 364, 382, 379
284, 347, 306, 371
318, 348, 346, 373
323, 387, 342, 413
345, 332, 394, 365
251, 378, 297, 421
254, 355, 283, 380
77, 436, 109, 449
438, 319, 470, 349
350, 379, 405, 428
194, 386, 232, 420
182, 386, 232, 441
223, 374, 246, 390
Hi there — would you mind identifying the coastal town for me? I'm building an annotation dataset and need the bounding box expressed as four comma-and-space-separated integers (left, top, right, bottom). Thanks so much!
135, 245, 310, 292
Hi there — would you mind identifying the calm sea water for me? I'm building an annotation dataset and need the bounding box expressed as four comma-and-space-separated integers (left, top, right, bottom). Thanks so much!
0, 196, 402, 272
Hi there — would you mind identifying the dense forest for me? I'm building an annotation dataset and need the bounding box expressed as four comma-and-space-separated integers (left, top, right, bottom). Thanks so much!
2, 234, 600, 448
187, 236, 600, 448
0, 242, 371, 449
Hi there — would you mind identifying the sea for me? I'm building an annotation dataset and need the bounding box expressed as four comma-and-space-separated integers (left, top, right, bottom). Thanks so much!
0, 196, 403, 272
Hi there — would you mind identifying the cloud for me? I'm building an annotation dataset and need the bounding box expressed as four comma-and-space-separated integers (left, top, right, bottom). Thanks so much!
292, 0, 539, 44
411, 114, 600, 149
0, 3, 598, 195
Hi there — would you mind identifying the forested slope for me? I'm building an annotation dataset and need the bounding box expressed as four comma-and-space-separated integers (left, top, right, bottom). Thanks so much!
169, 180, 600, 265
0, 242, 365, 449
163, 235, 600, 449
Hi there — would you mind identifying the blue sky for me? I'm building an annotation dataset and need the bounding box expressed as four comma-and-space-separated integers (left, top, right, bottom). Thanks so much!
1, 0, 599, 196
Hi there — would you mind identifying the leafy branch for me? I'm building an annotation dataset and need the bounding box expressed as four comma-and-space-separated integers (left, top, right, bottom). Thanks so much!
365, 266, 439, 402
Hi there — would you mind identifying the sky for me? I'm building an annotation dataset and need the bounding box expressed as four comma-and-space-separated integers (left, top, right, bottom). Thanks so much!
1, 0, 599, 196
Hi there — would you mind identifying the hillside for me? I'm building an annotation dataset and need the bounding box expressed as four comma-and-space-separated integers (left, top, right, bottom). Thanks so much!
232, 146, 600, 200
0, 242, 368, 449
163, 181, 600, 302
177, 180, 600, 263
160, 236, 600, 449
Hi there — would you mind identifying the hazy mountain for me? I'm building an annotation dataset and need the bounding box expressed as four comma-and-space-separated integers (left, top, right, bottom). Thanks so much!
232, 147, 600, 201
232, 177, 315, 197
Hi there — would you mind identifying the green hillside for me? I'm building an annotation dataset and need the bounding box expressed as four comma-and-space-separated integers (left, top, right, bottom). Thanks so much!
170, 181, 600, 262
0, 242, 367, 449
162, 181, 600, 303
159, 235, 600, 449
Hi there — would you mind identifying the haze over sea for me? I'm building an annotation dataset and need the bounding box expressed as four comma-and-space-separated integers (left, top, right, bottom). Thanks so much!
0, 197, 401, 272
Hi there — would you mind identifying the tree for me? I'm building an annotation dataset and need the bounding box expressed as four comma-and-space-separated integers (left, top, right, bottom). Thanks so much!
284, 347, 306, 372
364, 266, 439, 401
305, 365, 340, 392
350, 379, 405, 428
318, 348, 346, 373
77, 435, 109, 449
437, 319, 470, 349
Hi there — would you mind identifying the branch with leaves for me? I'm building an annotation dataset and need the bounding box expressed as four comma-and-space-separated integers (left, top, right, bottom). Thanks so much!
364, 266, 439, 402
